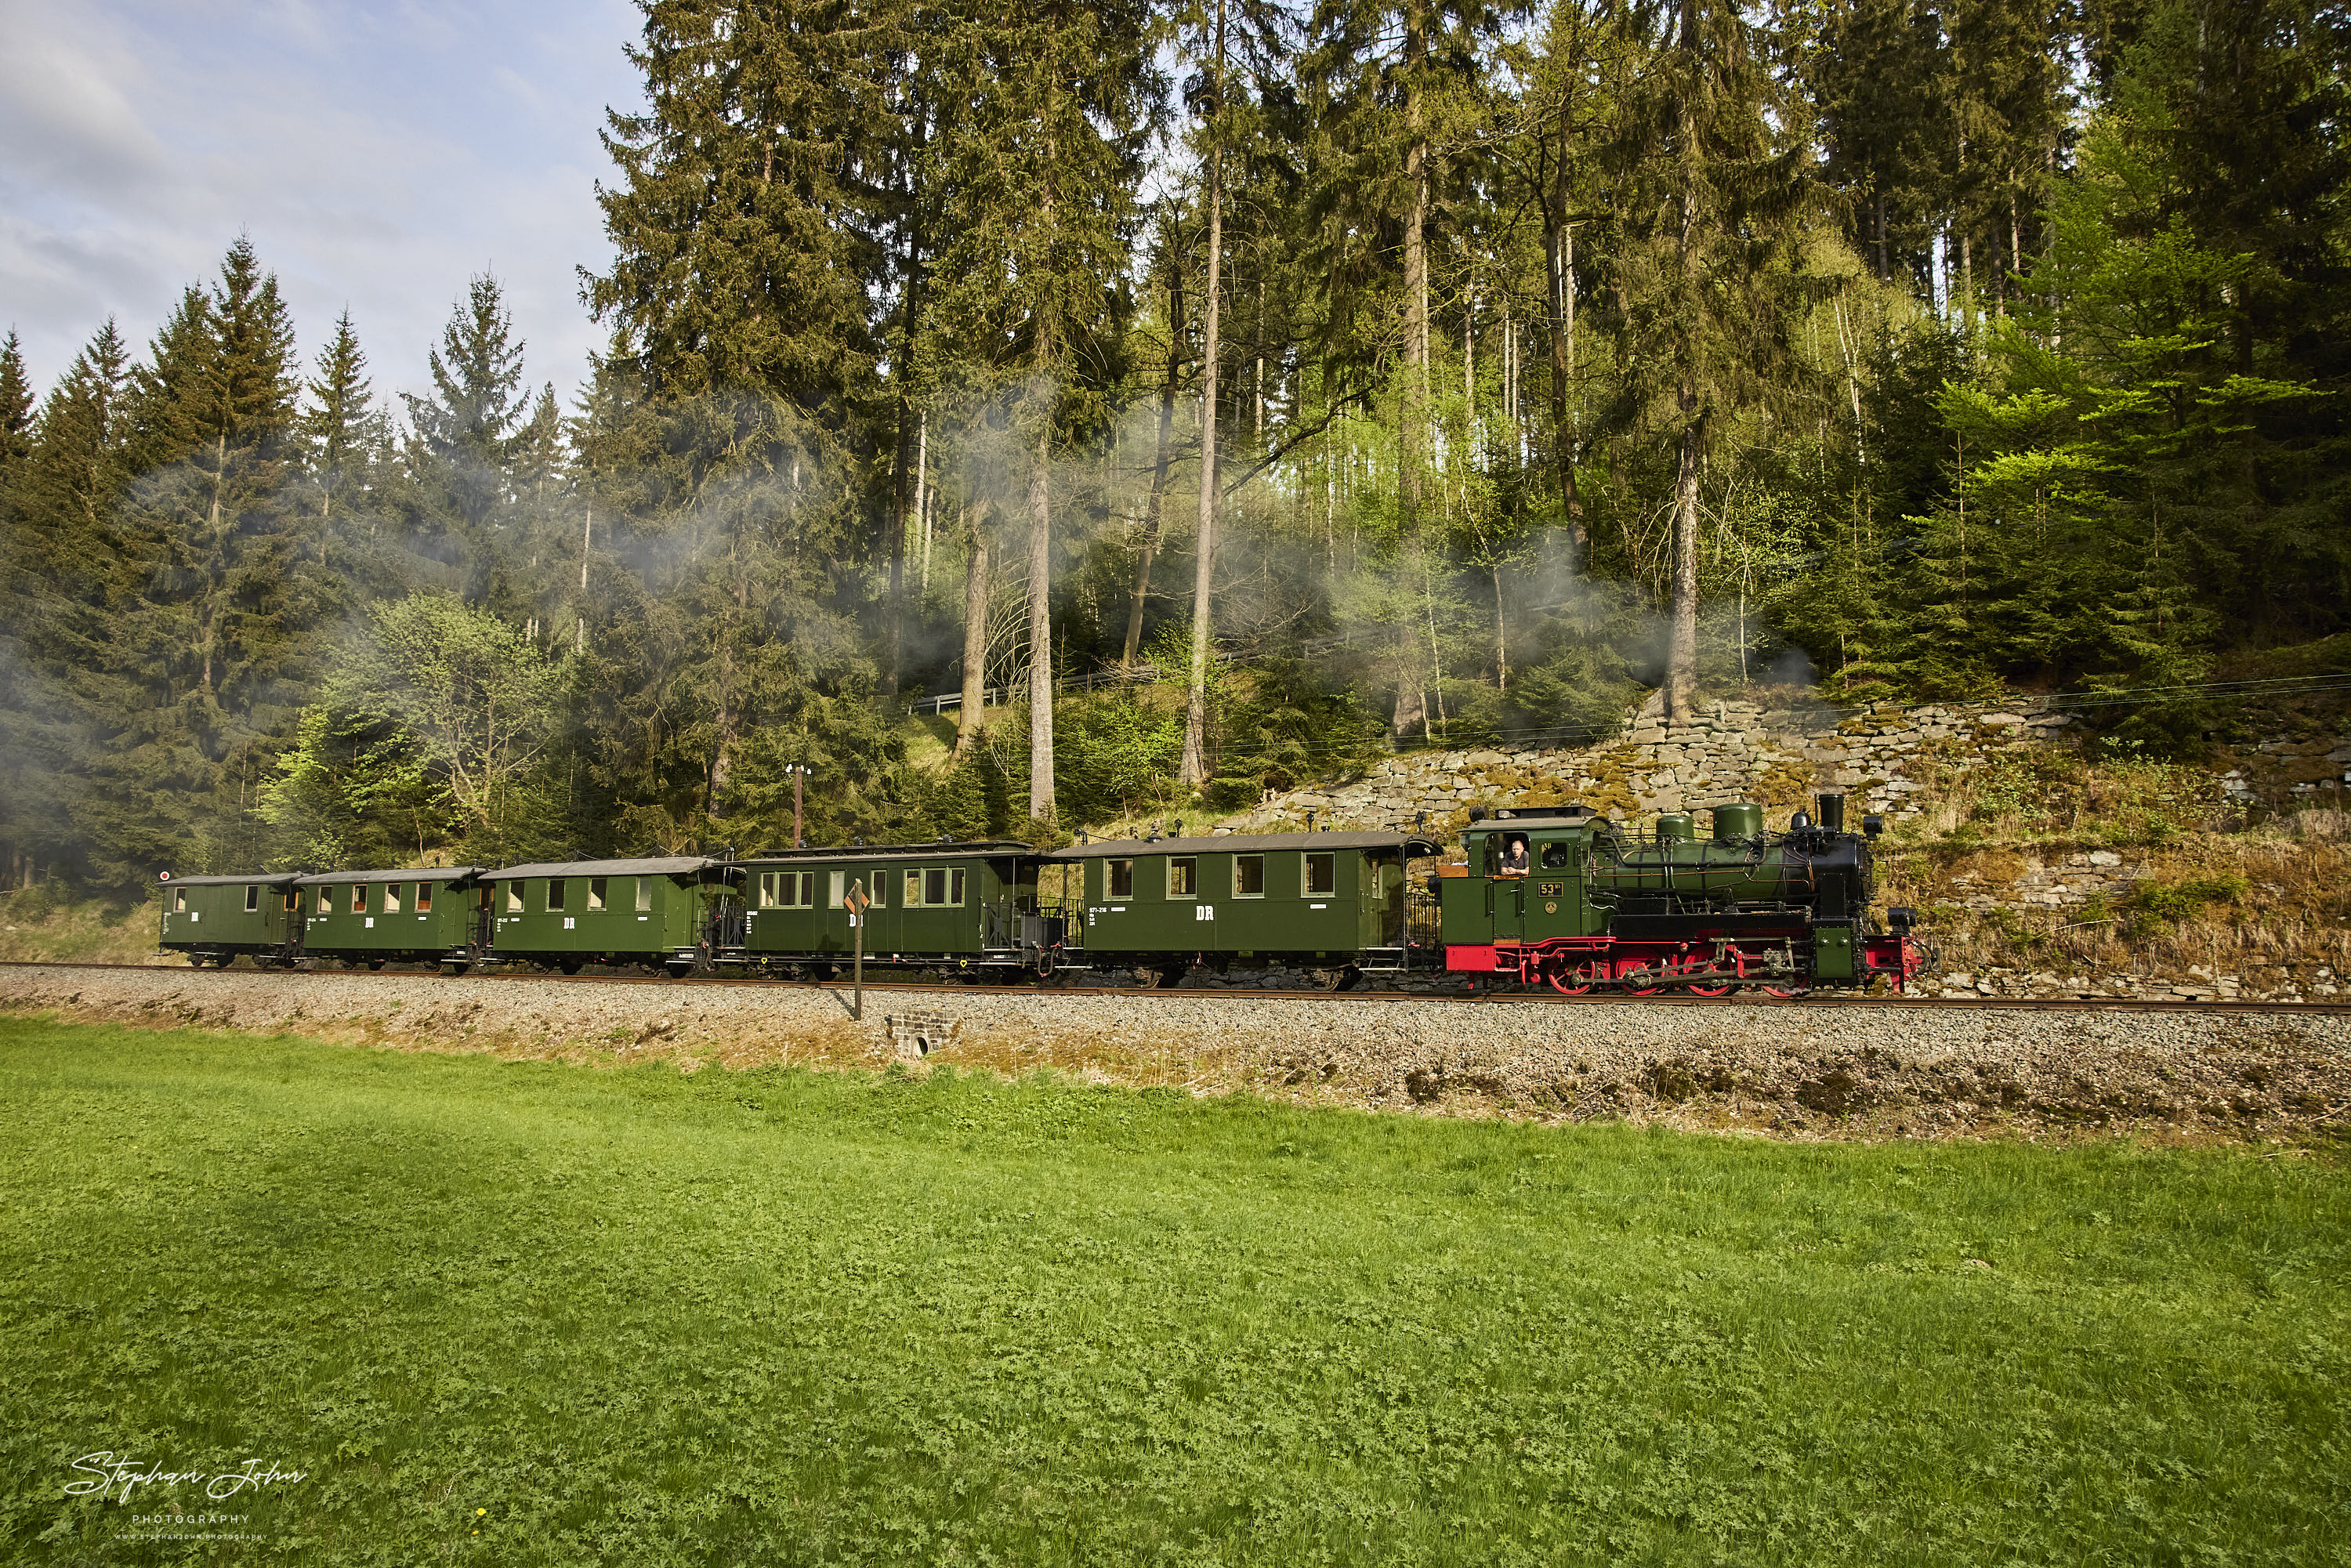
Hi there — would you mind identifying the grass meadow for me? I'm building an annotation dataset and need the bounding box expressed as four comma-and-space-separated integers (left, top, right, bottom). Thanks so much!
1, 1016, 2345, 1566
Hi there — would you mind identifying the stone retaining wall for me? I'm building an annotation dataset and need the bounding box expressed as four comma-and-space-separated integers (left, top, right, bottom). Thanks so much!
1215, 696, 2081, 839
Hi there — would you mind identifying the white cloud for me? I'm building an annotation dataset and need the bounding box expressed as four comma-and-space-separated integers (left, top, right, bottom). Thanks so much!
0, 0, 643, 416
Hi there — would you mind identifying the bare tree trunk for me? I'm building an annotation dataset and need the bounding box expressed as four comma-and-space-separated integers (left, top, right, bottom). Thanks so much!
1180, 0, 1226, 787
1493, 559, 1507, 690
1668, 387, 1702, 723
955, 505, 989, 758
1392, 0, 1430, 742
1026, 432, 1055, 821
1124, 255, 1185, 666
915, 417, 931, 594
1545, 204, 1585, 549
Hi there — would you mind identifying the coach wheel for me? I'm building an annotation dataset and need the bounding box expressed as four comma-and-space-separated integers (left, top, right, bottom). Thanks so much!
560, 958, 585, 976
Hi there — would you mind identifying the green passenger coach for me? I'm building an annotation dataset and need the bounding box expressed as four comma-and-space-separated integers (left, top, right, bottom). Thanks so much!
158, 873, 303, 966
1049, 830, 1442, 978
488, 856, 742, 975
734, 841, 1049, 972
295, 867, 492, 972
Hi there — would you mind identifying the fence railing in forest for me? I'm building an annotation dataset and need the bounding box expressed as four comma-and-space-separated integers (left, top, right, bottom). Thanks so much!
907, 653, 1248, 717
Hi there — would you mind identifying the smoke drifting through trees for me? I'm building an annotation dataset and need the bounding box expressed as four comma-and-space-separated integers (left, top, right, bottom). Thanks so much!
4, 0, 2349, 891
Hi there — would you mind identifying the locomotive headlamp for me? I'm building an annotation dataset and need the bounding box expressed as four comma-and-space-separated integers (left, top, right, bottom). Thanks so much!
1861, 815, 1885, 838
1888, 906, 1917, 932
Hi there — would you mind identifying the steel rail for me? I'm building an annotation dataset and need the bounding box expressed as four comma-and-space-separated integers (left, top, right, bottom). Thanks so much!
11, 960, 2349, 1017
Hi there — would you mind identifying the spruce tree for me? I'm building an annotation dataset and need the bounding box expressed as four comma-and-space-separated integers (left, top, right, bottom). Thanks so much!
404, 273, 531, 603
304, 308, 373, 523
924, 0, 1162, 823
90, 240, 309, 878
0, 331, 32, 483
1609, 0, 1814, 721
1307, 0, 1503, 738
587, 0, 882, 414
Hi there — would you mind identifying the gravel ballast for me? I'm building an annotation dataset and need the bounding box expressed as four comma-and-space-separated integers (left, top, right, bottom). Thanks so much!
5, 964, 2347, 1141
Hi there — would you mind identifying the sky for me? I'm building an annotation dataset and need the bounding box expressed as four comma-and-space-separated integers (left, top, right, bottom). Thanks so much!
0, 0, 647, 414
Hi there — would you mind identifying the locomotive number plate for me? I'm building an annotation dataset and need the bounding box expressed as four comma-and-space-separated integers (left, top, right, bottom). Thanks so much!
1538, 882, 1564, 897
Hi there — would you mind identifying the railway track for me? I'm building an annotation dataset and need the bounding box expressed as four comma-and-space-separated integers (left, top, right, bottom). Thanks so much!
8, 958, 2346, 1018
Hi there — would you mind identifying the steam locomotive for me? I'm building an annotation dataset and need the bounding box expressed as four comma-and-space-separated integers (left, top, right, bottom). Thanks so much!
1435, 792, 1923, 994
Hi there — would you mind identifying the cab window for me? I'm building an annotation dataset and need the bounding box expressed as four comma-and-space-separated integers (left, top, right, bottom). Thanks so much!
1541, 841, 1573, 870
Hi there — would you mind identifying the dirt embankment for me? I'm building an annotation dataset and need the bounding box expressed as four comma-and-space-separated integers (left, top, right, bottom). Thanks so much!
4, 964, 2346, 1143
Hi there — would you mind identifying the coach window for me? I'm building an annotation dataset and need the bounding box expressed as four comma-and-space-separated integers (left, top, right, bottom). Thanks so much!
383, 884, 402, 914
547, 878, 566, 912
758, 872, 778, 908
350, 884, 368, 914
415, 882, 433, 913
172, 887, 187, 914
505, 882, 523, 914
635, 877, 652, 913
1107, 859, 1134, 900
1233, 854, 1266, 897
245, 884, 260, 912
315, 886, 330, 915
1304, 853, 1335, 896
904, 869, 923, 907
1168, 856, 1197, 897
589, 878, 607, 912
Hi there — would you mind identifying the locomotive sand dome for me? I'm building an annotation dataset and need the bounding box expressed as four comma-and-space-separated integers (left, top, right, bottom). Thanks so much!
1437, 792, 1927, 994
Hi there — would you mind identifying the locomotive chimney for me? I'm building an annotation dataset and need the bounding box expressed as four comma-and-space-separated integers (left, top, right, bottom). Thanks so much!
1816, 791, 1846, 832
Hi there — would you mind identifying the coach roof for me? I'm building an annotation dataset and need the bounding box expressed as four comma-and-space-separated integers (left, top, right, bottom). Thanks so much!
491, 856, 729, 879
295, 866, 490, 886
741, 839, 1034, 864
158, 872, 304, 888
1044, 830, 1444, 860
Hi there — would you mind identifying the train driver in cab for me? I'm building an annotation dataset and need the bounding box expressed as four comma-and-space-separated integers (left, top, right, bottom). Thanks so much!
1498, 834, 1531, 877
